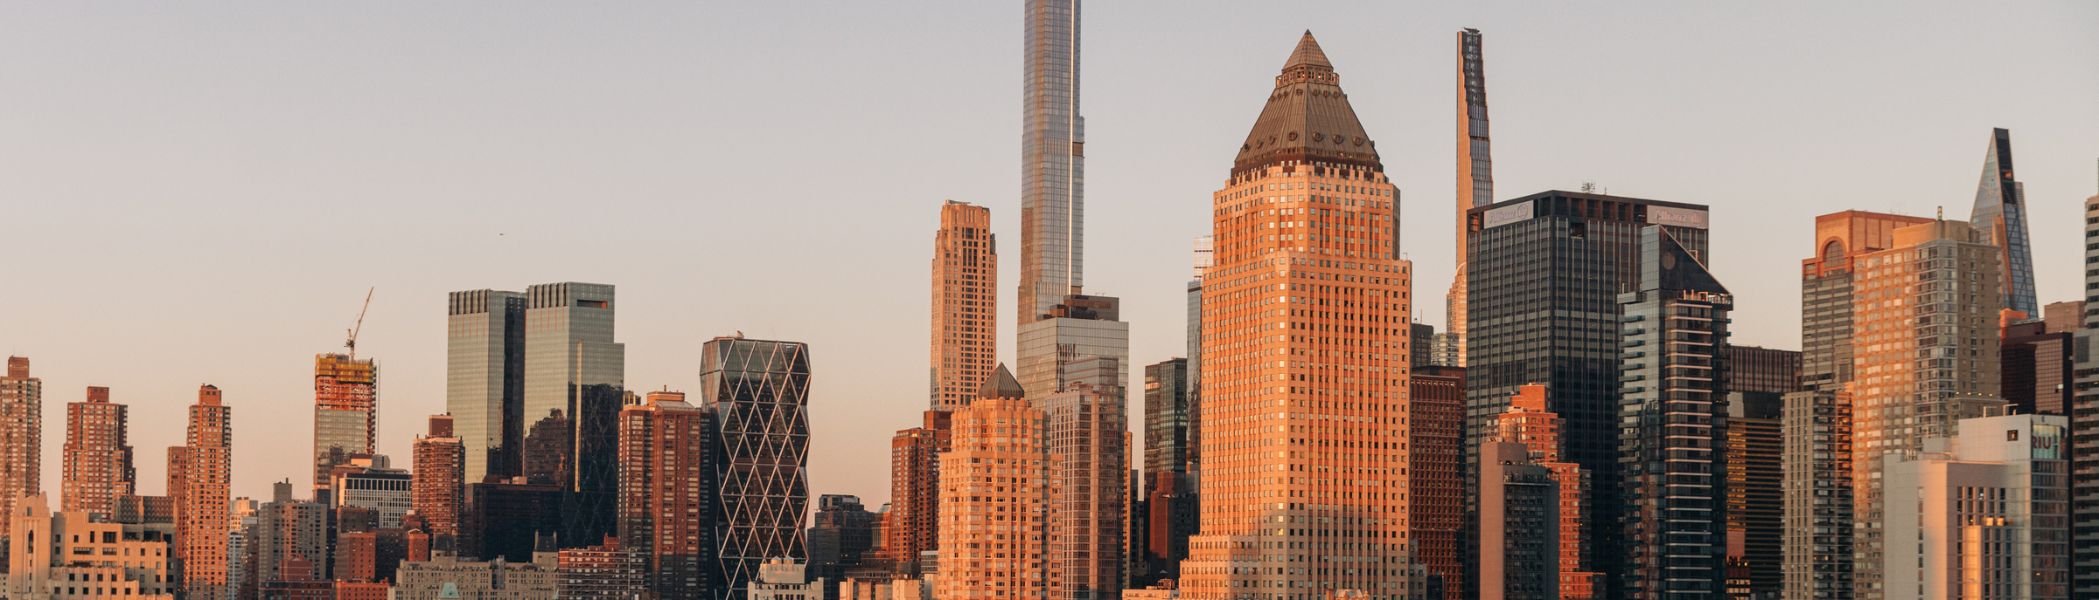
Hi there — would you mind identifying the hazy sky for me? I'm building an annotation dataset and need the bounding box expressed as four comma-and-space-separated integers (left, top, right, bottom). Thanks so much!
3, 2, 2095, 508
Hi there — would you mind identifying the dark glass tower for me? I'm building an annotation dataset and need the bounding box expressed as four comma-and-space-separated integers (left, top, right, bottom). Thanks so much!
701, 336, 811, 600
1465, 191, 1710, 598
1618, 226, 1731, 597
1970, 128, 2038, 317
447, 290, 527, 483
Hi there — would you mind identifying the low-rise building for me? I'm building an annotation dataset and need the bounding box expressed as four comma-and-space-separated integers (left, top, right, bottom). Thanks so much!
3, 493, 177, 599
394, 550, 561, 600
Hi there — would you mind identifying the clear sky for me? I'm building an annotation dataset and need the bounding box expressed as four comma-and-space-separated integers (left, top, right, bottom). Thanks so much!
3, 2, 2095, 508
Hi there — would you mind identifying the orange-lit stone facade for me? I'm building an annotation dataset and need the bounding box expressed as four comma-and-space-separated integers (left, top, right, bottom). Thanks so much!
180, 384, 234, 600
1182, 33, 1415, 600
1847, 219, 2003, 599
937, 376, 1049, 600
412, 414, 465, 540
62, 386, 133, 518
883, 410, 951, 576
934, 200, 999, 412
618, 390, 711, 599
0, 356, 41, 522
1495, 384, 1599, 600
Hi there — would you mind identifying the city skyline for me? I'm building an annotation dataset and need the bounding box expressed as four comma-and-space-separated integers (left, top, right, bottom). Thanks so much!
5, 2, 2098, 511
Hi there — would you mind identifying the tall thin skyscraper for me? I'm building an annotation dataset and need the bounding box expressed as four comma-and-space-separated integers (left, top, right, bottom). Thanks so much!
180, 384, 235, 600
1466, 191, 1708, 598
618, 390, 712, 599
313, 352, 379, 492
1447, 27, 1492, 369
1182, 32, 1415, 599
1019, 0, 1084, 329
62, 386, 133, 518
447, 289, 527, 484
1618, 226, 1732, 597
1724, 347, 1794, 600
412, 414, 465, 540
933, 200, 999, 412
937, 366, 1048, 600
0, 357, 40, 523
1848, 217, 2004, 600
701, 335, 811, 600
1970, 128, 2038, 318
882, 410, 950, 577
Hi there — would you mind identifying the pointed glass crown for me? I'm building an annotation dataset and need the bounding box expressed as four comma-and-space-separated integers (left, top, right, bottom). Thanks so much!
979, 364, 1025, 400
1233, 31, 1382, 177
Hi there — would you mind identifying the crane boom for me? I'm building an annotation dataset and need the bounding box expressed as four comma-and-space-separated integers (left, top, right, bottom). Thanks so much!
346, 287, 373, 358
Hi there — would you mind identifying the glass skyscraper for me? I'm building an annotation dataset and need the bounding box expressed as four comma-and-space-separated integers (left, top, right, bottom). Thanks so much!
1019, 0, 1084, 329
1465, 191, 1709, 598
447, 289, 526, 484
700, 335, 811, 600
1970, 127, 2038, 318
1617, 226, 1731, 597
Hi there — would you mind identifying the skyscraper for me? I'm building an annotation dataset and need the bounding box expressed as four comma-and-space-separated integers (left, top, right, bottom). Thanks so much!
933, 200, 999, 412
1848, 218, 2004, 600
1018, 0, 1084, 330
2001, 320, 2073, 415
2072, 179, 2099, 597
1137, 359, 1193, 585
1465, 191, 1709, 598
1039, 380, 1126, 600
1618, 226, 1732, 597
180, 384, 235, 600
1447, 27, 1492, 370
882, 410, 950, 577
62, 386, 133, 519
447, 289, 527, 484
936, 366, 1048, 600
1970, 128, 2038, 318
1410, 366, 1466, 600
1479, 438, 1558, 600
1016, 294, 1129, 402
618, 390, 712, 599
808, 494, 879, 599
313, 352, 379, 492
1186, 236, 1210, 473
1182, 32, 1415, 599
1141, 359, 1189, 475
701, 335, 812, 600
0, 357, 41, 524
412, 414, 465, 541
1785, 211, 1924, 600
1724, 347, 1794, 600
518, 282, 626, 549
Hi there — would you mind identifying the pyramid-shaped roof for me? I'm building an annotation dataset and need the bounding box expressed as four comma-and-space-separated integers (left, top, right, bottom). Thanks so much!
979, 364, 1025, 400
1233, 31, 1382, 177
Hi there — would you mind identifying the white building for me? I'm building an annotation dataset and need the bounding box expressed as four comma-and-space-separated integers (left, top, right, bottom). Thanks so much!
749, 559, 826, 600
1883, 413, 2070, 599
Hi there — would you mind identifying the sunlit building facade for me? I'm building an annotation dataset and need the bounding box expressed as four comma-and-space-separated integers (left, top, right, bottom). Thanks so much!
179, 384, 234, 600
62, 386, 133, 519
1181, 32, 1415, 599
933, 200, 999, 412
0, 356, 41, 524
937, 366, 1049, 600
313, 352, 378, 492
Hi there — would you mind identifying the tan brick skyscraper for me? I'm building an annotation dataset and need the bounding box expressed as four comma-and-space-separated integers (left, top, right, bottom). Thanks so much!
937, 366, 1049, 600
412, 414, 465, 539
618, 390, 710, 599
1180, 32, 1415, 599
180, 384, 235, 600
933, 200, 998, 412
0, 357, 41, 522
62, 386, 134, 518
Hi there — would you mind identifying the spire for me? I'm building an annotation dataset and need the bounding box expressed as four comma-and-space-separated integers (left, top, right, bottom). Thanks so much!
1283, 31, 1332, 72
979, 364, 1025, 400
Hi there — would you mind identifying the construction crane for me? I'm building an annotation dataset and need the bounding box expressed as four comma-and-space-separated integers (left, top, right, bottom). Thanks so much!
346, 287, 373, 359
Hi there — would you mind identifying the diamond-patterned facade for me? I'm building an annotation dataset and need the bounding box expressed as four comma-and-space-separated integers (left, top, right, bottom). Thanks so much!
701, 336, 812, 600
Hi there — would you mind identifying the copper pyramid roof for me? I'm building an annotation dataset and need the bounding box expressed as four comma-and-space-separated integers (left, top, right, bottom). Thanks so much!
1232, 31, 1381, 177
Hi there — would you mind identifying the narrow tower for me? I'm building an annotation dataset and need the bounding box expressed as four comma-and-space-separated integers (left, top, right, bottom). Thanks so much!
932, 200, 999, 412
180, 384, 235, 600
1019, 0, 1085, 328
62, 386, 134, 518
0, 357, 40, 523
1447, 27, 1492, 369
1182, 32, 1415, 599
